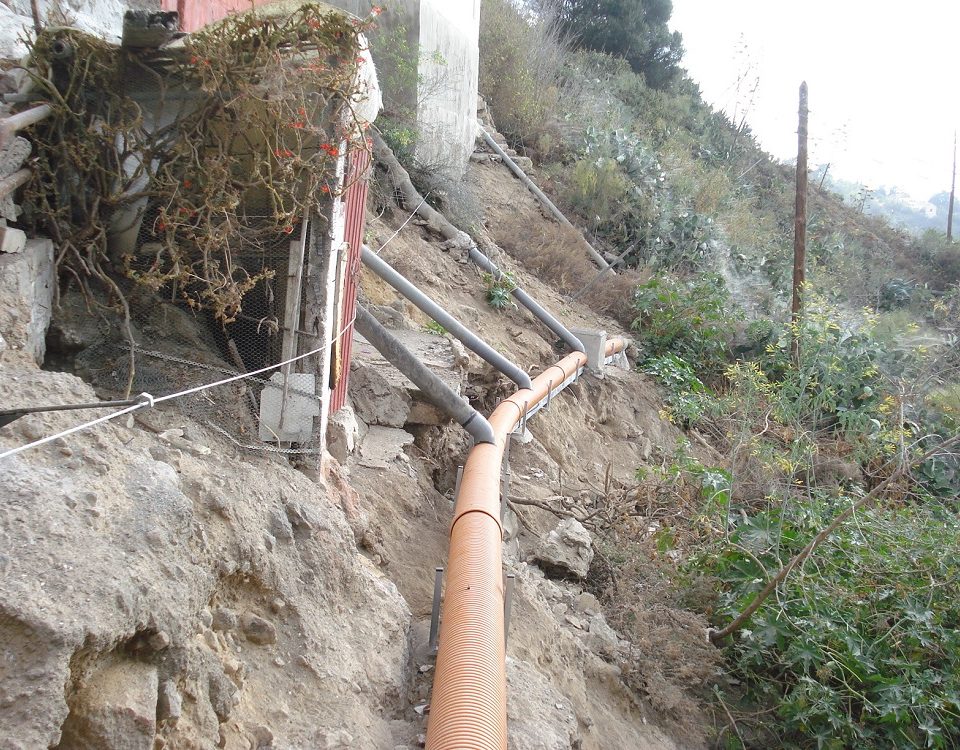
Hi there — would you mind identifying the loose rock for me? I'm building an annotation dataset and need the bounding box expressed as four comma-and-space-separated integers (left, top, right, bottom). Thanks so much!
148, 630, 171, 652
533, 518, 594, 580
211, 607, 238, 632
240, 611, 277, 645
157, 680, 182, 721
57, 661, 159, 750
573, 592, 600, 616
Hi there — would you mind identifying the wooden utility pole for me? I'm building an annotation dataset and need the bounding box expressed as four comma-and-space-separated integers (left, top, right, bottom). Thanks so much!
948, 130, 956, 242
791, 82, 808, 362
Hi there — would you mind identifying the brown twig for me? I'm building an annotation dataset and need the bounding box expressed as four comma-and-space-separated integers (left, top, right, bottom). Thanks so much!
30, 0, 42, 35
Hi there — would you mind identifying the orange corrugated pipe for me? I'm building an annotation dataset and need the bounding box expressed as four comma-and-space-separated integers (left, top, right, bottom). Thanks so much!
426, 338, 626, 749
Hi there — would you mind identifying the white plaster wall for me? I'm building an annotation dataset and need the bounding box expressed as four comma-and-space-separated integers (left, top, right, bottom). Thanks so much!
416, 0, 480, 174
1, 0, 130, 59
312, 1, 482, 175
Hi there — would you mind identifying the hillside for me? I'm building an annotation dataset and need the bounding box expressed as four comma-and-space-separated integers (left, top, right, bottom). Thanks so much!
1, 1, 959, 749
473, 2, 960, 747
0, 112, 728, 750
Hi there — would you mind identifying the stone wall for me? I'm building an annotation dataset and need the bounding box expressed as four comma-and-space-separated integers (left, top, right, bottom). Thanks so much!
0, 0, 137, 58
0, 237, 54, 364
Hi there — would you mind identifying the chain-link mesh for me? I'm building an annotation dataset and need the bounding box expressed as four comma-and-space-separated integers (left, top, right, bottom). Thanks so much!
84, 214, 322, 453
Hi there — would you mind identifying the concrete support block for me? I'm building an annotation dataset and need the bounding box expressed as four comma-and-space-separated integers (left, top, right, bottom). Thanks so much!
326, 402, 367, 463
0, 226, 26, 254
258, 372, 320, 443
569, 327, 607, 375
0, 238, 54, 364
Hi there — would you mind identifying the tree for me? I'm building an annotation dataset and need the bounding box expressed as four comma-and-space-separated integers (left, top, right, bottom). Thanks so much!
549, 0, 684, 89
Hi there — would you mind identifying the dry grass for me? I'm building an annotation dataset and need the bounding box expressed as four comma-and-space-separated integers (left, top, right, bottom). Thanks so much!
493, 216, 648, 326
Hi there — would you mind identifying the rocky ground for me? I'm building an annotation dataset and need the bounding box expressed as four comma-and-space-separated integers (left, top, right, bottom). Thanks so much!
0, 126, 719, 748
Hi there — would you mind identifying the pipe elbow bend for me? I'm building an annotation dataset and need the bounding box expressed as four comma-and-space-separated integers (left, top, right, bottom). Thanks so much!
462, 412, 496, 445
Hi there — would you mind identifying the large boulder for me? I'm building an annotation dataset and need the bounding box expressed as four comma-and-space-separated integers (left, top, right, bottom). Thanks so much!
533, 518, 594, 580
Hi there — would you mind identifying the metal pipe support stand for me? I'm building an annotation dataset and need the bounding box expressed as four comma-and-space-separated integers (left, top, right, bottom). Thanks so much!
428, 566, 444, 654
504, 573, 517, 648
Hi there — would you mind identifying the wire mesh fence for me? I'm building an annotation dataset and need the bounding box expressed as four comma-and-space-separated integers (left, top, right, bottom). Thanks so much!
81, 215, 323, 454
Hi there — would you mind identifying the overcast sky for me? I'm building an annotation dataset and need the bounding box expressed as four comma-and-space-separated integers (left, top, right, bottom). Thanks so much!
669, 1, 960, 203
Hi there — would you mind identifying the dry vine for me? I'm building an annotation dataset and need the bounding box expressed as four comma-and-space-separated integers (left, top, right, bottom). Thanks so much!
17, 5, 377, 391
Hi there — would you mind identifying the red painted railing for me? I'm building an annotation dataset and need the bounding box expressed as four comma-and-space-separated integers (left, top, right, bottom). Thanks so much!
330, 144, 372, 413
161, 0, 275, 32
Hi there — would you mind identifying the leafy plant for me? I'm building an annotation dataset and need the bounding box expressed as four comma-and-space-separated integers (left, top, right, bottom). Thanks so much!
757, 299, 886, 439
877, 278, 915, 310
422, 320, 447, 336
698, 496, 960, 748
632, 274, 736, 377
642, 353, 709, 426
483, 270, 518, 310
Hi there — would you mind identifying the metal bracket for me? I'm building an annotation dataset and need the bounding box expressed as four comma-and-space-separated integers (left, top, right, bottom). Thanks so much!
500, 435, 512, 522
503, 573, 516, 647
429, 566, 444, 654
453, 465, 464, 503
511, 368, 583, 434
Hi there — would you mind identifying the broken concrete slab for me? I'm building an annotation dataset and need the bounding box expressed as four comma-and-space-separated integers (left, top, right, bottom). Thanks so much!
0, 238, 54, 364
350, 328, 466, 427
356, 426, 414, 469
326, 402, 366, 463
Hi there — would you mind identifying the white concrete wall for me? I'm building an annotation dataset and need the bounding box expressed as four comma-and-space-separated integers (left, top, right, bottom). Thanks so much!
0, 0, 131, 59
416, 0, 480, 174
330, 0, 480, 175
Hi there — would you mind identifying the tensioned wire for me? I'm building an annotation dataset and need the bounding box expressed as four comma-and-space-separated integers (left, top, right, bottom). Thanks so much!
0, 311, 357, 461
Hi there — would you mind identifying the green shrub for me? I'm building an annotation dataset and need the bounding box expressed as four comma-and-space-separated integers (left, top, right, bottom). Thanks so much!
632, 274, 736, 377
559, 157, 644, 241
478, 0, 566, 146
699, 497, 960, 748
878, 278, 915, 310
642, 353, 709, 426
483, 270, 517, 310
755, 302, 885, 438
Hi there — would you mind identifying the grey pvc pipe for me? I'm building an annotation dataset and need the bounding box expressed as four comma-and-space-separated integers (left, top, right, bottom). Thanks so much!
0, 103, 52, 149
478, 126, 609, 271
354, 306, 496, 445
361, 245, 532, 390
467, 248, 585, 354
